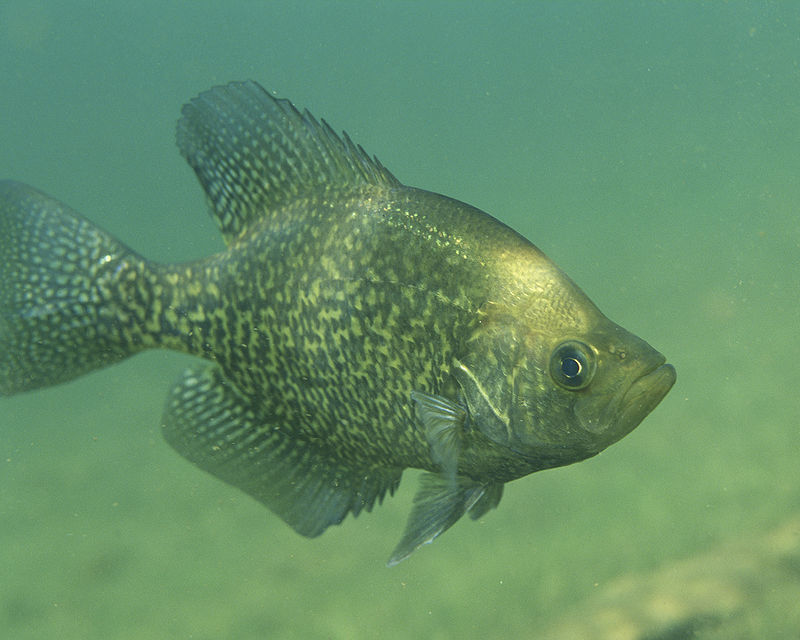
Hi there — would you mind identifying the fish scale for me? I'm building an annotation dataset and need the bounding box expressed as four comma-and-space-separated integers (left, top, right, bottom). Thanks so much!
0, 80, 675, 565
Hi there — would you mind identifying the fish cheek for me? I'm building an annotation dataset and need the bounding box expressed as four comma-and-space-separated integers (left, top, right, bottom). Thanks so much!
508, 370, 573, 448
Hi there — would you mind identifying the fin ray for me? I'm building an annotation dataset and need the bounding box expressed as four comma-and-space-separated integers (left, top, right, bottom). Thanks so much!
0, 181, 142, 395
176, 80, 401, 244
387, 472, 486, 566
469, 483, 504, 520
411, 390, 466, 475
161, 365, 402, 537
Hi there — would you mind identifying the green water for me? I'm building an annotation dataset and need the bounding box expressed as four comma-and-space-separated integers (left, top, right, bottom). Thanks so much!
1, 2, 798, 638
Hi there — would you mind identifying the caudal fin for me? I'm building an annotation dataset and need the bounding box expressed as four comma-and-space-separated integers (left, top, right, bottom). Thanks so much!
0, 180, 147, 395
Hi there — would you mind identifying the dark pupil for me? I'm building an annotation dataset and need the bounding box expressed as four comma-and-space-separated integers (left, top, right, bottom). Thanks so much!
561, 356, 582, 379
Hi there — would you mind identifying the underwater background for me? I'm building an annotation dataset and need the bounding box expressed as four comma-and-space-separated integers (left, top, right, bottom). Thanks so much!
1, 2, 798, 638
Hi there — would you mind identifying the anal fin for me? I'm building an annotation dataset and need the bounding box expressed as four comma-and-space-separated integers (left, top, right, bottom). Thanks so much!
161, 365, 401, 538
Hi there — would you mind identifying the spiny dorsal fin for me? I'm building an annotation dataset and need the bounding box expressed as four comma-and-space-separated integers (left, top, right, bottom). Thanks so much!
176, 80, 401, 245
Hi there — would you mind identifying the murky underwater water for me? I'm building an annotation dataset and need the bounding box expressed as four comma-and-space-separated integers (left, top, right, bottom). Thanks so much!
1, 2, 798, 638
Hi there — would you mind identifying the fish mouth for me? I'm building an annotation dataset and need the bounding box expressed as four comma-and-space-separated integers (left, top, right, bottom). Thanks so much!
610, 359, 676, 444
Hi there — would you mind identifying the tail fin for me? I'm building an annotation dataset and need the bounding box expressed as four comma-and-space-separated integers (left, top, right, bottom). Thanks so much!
0, 181, 146, 395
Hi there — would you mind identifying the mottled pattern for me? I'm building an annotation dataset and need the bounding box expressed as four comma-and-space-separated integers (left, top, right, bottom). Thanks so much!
0, 182, 143, 394
0, 81, 674, 562
149, 186, 520, 471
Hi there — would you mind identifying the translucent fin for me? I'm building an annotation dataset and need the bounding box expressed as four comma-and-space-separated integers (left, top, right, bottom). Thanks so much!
411, 390, 466, 475
387, 472, 486, 566
0, 181, 143, 395
469, 483, 504, 520
176, 80, 401, 244
161, 365, 402, 538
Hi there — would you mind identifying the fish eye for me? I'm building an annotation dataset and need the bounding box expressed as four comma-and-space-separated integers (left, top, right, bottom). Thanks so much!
549, 341, 596, 390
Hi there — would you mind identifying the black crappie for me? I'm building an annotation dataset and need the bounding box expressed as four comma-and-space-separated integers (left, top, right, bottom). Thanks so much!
0, 81, 675, 564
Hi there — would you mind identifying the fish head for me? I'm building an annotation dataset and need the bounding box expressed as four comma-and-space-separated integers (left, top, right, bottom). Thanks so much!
453, 298, 676, 468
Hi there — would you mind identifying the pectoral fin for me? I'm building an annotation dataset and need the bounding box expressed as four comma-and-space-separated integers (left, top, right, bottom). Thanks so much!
411, 390, 467, 475
387, 472, 489, 566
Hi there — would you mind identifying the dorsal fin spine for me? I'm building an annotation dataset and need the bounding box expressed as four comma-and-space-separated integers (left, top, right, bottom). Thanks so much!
176, 80, 400, 245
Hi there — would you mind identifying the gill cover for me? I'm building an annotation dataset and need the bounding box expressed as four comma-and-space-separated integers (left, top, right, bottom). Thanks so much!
452, 313, 600, 463
452, 319, 520, 449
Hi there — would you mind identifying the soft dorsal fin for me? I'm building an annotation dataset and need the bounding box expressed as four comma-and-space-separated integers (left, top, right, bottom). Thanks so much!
176, 80, 401, 244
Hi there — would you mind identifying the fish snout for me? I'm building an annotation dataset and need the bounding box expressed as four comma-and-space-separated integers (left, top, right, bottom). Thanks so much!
606, 358, 676, 445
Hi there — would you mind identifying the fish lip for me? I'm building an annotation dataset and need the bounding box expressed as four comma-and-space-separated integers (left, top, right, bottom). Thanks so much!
610, 359, 676, 442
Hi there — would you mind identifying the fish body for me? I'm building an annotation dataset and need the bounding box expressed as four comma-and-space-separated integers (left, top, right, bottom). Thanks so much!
0, 81, 675, 564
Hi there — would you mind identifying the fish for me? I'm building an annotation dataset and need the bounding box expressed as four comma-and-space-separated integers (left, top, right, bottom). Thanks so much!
0, 80, 676, 565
